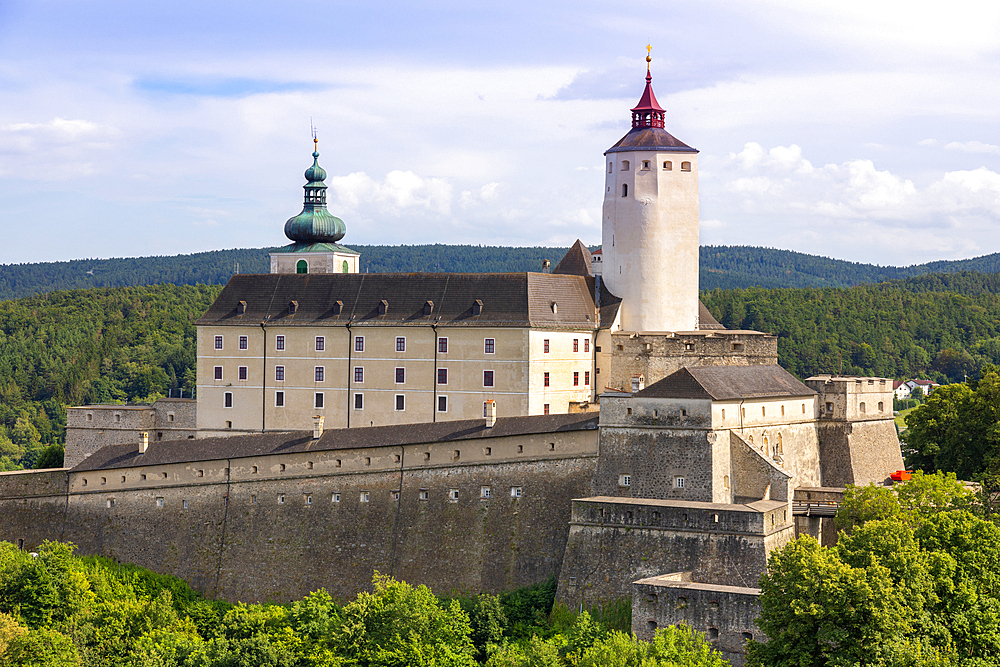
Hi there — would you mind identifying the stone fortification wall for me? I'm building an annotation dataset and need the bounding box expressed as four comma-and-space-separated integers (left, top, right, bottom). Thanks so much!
607, 331, 778, 392
0, 469, 70, 551
1, 431, 598, 603
632, 573, 760, 667
555, 497, 792, 610
817, 419, 902, 487
65, 399, 197, 468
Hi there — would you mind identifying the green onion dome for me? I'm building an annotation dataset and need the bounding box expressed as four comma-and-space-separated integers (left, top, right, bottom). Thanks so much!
283, 145, 346, 244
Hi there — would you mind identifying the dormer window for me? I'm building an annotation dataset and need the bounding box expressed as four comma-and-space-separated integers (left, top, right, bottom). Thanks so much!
288, 301, 298, 315
333, 300, 343, 315
424, 301, 434, 315
472, 299, 483, 315
378, 300, 388, 315
296, 259, 307, 274
237, 301, 247, 314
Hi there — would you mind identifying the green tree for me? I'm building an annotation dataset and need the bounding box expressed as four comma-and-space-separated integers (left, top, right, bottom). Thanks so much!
3, 626, 79, 667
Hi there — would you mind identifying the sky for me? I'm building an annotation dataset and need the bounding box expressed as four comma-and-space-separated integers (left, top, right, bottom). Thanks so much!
1, 0, 999, 267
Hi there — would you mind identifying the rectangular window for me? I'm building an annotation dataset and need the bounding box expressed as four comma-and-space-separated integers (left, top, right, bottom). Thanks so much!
449, 489, 459, 501
573, 339, 579, 352
238, 366, 248, 381
543, 403, 550, 415
315, 336, 325, 351
354, 336, 364, 352
275, 391, 285, 407
214, 335, 223, 350
395, 394, 405, 411
438, 337, 448, 353
543, 339, 550, 354
573, 371, 580, 386
481, 486, 491, 499
584, 339, 590, 353
354, 393, 363, 410
239, 335, 248, 350
511, 487, 522, 498
438, 395, 448, 412
543, 372, 550, 387
360, 492, 370, 503
333, 492, 341, 503
315, 366, 325, 382
224, 392, 233, 408
675, 477, 685, 489
275, 365, 285, 381
214, 366, 223, 380
484, 338, 495, 354
484, 370, 494, 387
275, 335, 285, 351
314, 392, 324, 409
585, 371, 590, 385
396, 337, 406, 352
395, 367, 405, 384
354, 367, 364, 383
437, 368, 448, 385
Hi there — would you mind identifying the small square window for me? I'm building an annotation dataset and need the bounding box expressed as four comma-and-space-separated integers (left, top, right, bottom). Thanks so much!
481, 486, 491, 499
332, 493, 341, 503
438, 395, 448, 412
275, 365, 285, 381
214, 366, 223, 380
395, 367, 405, 384
511, 486, 522, 498
396, 394, 405, 411
315, 366, 325, 382
619, 474, 631, 487
484, 370, 494, 387
484, 338, 495, 354
448, 489, 459, 501
315, 336, 325, 351
305, 494, 313, 505
354, 393, 364, 410
675, 477, 686, 489
438, 337, 448, 353
419, 490, 429, 501
278, 494, 285, 504
275, 335, 285, 351
396, 337, 406, 352
275, 391, 284, 407
315, 392, 324, 409
107, 499, 115, 508
360, 492, 370, 503
156, 497, 164, 507
354, 336, 365, 352
437, 368, 448, 385
390, 490, 400, 500
214, 335, 223, 350
238, 366, 248, 381
239, 335, 248, 350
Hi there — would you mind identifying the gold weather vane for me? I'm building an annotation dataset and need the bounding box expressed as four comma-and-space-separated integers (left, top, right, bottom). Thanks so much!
646, 44, 652, 68
311, 118, 318, 151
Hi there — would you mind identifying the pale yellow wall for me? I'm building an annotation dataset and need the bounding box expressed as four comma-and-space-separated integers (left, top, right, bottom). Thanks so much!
601, 151, 699, 333
527, 330, 596, 415
198, 324, 607, 432
269, 252, 359, 275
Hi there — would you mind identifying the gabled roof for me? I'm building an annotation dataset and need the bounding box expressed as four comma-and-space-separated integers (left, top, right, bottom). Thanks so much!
635, 365, 816, 401
71, 413, 599, 472
552, 240, 593, 276
698, 302, 724, 330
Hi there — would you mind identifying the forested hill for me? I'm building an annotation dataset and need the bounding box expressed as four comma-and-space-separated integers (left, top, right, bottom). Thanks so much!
7, 244, 1000, 299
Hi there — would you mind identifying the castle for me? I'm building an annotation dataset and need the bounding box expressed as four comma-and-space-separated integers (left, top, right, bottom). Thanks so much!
1, 55, 903, 665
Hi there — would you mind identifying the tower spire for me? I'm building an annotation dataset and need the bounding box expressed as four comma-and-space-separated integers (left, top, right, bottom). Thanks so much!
631, 46, 665, 129
283, 136, 346, 244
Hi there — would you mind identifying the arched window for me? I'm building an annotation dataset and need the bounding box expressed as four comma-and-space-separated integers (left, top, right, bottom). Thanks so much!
342, 260, 349, 273
622, 183, 628, 197
296, 259, 307, 274
860, 402, 866, 414
777, 433, 783, 455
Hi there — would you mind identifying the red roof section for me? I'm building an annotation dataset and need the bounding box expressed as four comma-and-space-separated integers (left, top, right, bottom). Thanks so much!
631, 69, 665, 114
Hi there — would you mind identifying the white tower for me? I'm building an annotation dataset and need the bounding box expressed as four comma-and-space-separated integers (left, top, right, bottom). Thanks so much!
601, 52, 699, 332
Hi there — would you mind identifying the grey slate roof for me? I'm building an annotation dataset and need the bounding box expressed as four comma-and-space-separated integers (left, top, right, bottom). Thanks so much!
197, 272, 621, 330
71, 412, 599, 472
635, 365, 816, 401
552, 240, 593, 276
605, 127, 699, 154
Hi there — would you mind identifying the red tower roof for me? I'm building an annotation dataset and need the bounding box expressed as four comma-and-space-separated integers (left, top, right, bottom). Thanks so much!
630, 65, 665, 129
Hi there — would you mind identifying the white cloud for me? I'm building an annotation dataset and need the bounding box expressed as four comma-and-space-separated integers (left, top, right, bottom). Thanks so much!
327, 170, 453, 217
945, 141, 1000, 155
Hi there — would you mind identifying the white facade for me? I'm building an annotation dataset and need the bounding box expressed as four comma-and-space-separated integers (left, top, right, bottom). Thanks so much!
601, 151, 700, 333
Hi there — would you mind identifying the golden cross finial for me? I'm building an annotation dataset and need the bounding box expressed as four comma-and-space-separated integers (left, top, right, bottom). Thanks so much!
311, 119, 318, 151
646, 44, 652, 65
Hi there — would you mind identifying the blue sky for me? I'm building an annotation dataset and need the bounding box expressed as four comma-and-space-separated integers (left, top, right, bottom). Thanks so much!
1, 0, 999, 266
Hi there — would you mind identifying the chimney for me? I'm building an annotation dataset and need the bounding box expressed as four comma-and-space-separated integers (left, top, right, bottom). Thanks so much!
542, 259, 551, 274
313, 416, 325, 440
485, 400, 496, 429
631, 374, 645, 393
139, 432, 149, 454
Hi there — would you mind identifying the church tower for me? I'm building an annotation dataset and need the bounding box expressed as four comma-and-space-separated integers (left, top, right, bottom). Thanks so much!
270, 138, 360, 274
601, 50, 699, 332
